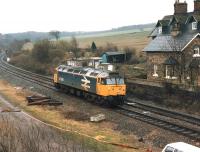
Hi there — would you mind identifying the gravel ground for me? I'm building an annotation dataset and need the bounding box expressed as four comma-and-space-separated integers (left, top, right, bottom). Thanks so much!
0, 69, 199, 150
128, 96, 200, 116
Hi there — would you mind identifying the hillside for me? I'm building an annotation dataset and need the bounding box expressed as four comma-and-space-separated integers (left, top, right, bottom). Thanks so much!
76, 31, 151, 53
0, 23, 154, 51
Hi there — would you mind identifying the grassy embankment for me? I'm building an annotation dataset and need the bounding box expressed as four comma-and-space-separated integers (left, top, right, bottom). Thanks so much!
0, 80, 147, 152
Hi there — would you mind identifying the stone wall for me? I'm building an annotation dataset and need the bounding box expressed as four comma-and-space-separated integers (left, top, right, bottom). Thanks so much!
127, 81, 200, 113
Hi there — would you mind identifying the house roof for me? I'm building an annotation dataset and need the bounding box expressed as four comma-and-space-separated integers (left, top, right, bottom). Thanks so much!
144, 33, 200, 52
149, 28, 158, 37
193, 15, 200, 22
162, 13, 200, 24
162, 15, 173, 21
102, 52, 125, 56
174, 15, 188, 24
156, 20, 170, 26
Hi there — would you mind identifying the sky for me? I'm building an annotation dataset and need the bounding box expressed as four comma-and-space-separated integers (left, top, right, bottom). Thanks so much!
0, 0, 195, 34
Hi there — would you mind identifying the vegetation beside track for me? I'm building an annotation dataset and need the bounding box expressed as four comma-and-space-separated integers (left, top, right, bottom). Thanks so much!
8, 31, 148, 78
0, 80, 145, 152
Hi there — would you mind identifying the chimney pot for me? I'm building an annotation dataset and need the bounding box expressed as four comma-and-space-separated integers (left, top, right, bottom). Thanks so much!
174, 0, 188, 14
194, 0, 200, 14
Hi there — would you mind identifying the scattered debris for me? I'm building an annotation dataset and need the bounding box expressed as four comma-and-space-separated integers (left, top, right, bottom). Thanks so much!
6, 57, 10, 62
95, 135, 105, 140
1, 107, 21, 113
64, 111, 89, 121
14, 87, 24, 90
26, 95, 63, 106
90, 114, 105, 122
138, 137, 144, 143
29, 87, 34, 89
127, 102, 136, 105
143, 111, 151, 114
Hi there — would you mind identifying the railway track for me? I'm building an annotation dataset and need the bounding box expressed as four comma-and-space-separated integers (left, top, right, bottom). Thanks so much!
125, 100, 200, 126
0, 53, 199, 141
117, 105, 200, 140
0, 56, 54, 90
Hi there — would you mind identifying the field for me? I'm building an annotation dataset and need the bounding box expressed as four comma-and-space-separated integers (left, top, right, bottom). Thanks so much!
61, 30, 151, 54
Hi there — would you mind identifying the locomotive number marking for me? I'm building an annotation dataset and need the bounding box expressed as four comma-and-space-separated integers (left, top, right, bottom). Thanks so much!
81, 76, 90, 91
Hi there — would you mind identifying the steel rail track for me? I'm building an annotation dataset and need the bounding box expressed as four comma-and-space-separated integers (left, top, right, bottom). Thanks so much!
125, 100, 200, 126
0, 56, 54, 90
1, 56, 52, 82
117, 105, 200, 141
0, 53, 200, 141
0, 65, 55, 90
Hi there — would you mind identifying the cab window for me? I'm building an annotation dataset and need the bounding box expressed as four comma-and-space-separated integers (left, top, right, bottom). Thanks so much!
116, 78, 124, 84
106, 78, 116, 85
100, 78, 105, 84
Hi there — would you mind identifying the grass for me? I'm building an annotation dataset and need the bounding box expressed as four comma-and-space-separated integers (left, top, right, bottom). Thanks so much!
61, 30, 151, 54
0, 80, 144, 152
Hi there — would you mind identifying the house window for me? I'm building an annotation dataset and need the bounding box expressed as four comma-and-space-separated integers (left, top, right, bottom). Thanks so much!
158, 27, 162, 34
193, 46, 200, 57
153, 65, 158, 77
192, 22, 197, 30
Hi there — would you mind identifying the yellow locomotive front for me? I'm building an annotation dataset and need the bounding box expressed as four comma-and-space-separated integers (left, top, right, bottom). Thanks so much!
96, 76, 126, 104
96, 77, 126, 96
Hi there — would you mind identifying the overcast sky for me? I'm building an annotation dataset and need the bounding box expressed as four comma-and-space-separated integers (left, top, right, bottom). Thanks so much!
0, 0, 195, 33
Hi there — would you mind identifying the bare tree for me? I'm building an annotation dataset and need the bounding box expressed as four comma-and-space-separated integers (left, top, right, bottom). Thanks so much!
70, 36, 80, 59
49, 31, 60, 41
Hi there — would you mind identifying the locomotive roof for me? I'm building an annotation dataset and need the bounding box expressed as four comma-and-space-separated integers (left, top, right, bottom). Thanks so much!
57, 65, 118, 78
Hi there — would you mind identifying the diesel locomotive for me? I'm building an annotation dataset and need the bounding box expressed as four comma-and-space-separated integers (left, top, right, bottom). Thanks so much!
53, 65, 126, 105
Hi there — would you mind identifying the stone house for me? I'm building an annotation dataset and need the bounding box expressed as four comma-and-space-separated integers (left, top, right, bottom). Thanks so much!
144, 0, 200, 86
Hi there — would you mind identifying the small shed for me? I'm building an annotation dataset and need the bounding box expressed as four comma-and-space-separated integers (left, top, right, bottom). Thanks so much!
101, 52, 126, 63
66, 57, 102, 68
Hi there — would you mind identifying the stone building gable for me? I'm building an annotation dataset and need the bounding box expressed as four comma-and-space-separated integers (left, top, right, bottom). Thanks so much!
146, 35, 200, 85
182, 35, 200, 63
146, 52, 181, 82
144, 1, 200, 86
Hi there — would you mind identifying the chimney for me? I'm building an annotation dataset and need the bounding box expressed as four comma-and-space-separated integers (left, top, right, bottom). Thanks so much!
174, 0, 188, 14
194, 0, 200, 14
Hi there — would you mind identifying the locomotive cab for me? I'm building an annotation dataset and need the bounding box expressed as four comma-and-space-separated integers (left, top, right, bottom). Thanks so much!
96, 75, 126, 102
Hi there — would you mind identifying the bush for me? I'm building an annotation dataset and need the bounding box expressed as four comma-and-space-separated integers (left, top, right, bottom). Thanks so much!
32, 39, 50, 63
48, 49, 65, 61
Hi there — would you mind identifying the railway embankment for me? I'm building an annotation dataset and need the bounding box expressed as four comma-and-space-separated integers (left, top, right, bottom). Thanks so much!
0, 54, 199, 151
1, 68, 199, 151
0, 78, 147, 152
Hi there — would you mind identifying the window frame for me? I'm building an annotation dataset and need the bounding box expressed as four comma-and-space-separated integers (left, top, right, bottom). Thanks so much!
158, 26, 162, 34
153, 64, 158, 77
193, 45, 200, 57
192, 22, 197, 30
